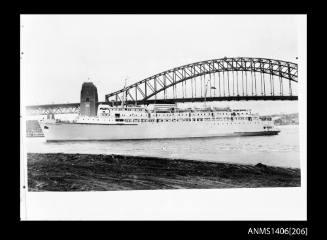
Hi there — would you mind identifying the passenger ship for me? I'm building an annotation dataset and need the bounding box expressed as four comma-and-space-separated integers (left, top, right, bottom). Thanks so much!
39, 104, 280, 141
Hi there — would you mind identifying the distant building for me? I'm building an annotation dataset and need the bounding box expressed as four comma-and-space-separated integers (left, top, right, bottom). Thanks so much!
273, 113, 299, 125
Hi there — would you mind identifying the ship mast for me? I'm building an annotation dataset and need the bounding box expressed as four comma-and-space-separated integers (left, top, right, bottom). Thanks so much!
121, 77, 128, 107
204, 78, 210, 108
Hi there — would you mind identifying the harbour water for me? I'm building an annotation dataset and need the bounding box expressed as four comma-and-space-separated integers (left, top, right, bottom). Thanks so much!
24, 125, 300, 168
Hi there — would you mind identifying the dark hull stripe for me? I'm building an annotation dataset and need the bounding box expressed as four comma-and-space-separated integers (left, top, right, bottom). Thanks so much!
234, 131, 280, 136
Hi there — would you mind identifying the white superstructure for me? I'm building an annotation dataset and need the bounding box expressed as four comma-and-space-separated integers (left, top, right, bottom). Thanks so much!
39, 104, 280, 141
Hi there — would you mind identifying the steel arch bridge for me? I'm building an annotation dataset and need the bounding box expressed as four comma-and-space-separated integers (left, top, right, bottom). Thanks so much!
25, 57, 298, 116
105, 57, 298, 105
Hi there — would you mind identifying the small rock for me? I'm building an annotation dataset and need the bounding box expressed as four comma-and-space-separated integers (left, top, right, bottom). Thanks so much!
255, 163, 267, 168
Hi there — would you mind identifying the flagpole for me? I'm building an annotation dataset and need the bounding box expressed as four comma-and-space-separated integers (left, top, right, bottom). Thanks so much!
204, 78, 216, 108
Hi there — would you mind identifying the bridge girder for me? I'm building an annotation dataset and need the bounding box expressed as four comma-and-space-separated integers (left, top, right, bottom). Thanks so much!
25, 104, 80, 116
110, 96, 298, 106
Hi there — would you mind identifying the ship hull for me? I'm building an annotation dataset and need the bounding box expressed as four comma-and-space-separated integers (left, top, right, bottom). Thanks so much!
40, 121, 279, 142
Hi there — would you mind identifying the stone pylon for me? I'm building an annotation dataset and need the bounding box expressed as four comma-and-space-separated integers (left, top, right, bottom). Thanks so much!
80, 82, 98, 116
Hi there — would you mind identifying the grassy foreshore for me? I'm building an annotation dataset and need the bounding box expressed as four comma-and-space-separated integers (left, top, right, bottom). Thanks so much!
27, 153, 300, 191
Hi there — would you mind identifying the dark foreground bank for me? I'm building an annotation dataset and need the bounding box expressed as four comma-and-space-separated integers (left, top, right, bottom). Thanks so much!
27, 153, 300, 191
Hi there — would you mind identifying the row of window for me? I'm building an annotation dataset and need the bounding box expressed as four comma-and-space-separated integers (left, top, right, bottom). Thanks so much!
109, 113, 253, 118
79, 116, 260, 122
101, 111, 250, 117
118, 117, 258, 121
120, 118, 262, 123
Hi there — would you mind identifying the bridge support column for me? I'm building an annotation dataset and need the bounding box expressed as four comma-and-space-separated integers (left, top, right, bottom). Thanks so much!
80, 82, 98, 116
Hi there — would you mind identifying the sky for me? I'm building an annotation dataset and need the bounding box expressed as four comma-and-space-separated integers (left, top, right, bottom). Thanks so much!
21, 15, 305, 114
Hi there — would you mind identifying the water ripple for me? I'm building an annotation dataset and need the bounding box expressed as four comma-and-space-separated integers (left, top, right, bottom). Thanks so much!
25, 125, 300, 168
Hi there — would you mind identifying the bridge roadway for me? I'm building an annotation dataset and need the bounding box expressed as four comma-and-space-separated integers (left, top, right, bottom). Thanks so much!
107, 95, 298, 105
25, 95, 298, 115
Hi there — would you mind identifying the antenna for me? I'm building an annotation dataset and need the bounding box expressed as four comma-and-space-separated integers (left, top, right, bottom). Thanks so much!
121, 76, 129, 107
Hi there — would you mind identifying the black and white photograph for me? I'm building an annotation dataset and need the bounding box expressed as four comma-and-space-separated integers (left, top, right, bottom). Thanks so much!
20, 14, 307, 220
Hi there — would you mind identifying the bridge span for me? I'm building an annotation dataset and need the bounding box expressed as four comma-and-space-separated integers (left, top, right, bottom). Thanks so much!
105, 57, 298, 104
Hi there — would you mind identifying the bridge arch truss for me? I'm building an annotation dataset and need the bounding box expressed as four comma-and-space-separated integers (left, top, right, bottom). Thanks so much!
105, 57, 298, 105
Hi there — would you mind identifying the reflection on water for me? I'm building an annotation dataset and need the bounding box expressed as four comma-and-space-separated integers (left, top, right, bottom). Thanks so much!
25, 125, 300, 168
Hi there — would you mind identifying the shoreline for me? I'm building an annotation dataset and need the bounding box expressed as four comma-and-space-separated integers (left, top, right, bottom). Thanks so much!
27, 152, 301, 191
